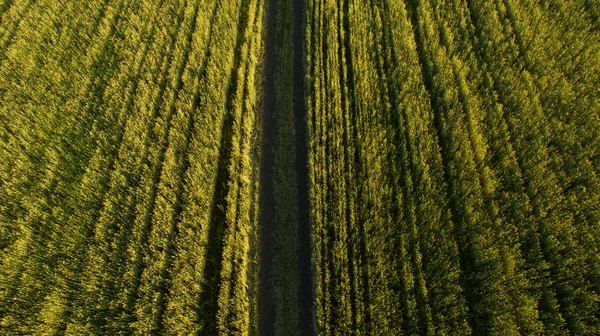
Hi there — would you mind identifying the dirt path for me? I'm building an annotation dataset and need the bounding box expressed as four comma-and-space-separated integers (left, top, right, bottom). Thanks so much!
260, 0, 314, 334
292, 0, 315, 334
258, 0, 277, 334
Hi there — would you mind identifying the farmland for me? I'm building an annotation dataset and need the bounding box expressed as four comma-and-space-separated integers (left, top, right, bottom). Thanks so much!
307, 0, 600, 334
1, 0, 600, 335
1, 0, 264, 334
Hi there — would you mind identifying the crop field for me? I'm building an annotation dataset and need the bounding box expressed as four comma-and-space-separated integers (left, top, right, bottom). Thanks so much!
1, 0, 599, 335
0, 0, 264, 334
307, 0, 600, 334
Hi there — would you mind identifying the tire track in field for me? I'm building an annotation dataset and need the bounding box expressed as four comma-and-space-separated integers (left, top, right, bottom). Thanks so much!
259, 0, 277, 333
292, 0, 314, 333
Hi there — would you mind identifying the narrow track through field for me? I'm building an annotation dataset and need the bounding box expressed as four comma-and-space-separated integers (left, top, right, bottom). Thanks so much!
258, 0, 277, 333
259, 0, 314, 333
292, 0, 315, 334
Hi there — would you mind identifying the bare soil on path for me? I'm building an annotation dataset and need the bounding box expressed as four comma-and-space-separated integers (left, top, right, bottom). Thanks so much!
258, 0, 277, 333
259, 0, 314, 334
292, 0, 315, 334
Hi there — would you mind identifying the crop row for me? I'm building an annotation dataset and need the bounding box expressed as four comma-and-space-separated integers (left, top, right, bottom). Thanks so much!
0, 0, 264, 334
306, 0, 600, 334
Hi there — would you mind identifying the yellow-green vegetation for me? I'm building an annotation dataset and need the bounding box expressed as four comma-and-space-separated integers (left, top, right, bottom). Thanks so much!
306, 0, 600, 334
1, 0, 600, 335
0, 0, 264, 334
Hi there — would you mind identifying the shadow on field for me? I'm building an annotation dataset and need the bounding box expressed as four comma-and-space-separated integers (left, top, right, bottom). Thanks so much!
194, 0, 252, 334
258, 0, 276, 333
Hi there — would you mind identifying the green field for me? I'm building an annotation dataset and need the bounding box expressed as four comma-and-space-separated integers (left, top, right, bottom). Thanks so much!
1, 0, 264, 334
1, 0, 599, 335
307, 0, 600, 334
